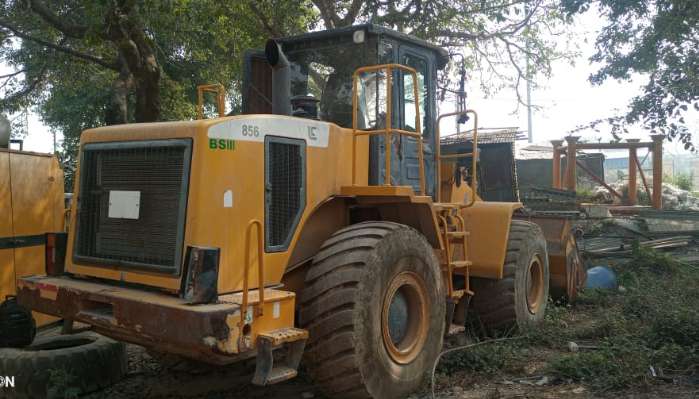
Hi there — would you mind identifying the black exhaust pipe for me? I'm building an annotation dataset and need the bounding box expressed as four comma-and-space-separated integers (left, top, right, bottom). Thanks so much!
265, 39, 292, 116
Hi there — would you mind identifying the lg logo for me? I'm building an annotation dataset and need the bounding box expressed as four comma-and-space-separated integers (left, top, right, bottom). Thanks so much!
0, 376, 15, 388
307, 126, 317, 140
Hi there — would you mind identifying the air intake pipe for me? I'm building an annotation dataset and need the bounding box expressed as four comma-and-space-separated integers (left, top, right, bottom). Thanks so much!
265, 39, 292, 116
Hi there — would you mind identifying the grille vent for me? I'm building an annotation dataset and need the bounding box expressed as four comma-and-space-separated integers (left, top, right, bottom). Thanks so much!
265, 137, 305, 251
74, 140, 191, 273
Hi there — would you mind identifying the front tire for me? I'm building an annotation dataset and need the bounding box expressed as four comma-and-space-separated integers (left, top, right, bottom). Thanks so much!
470, 220, 550, 332
300, 222, 445, 399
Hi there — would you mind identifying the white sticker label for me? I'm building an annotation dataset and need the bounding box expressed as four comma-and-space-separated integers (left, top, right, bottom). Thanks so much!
208, 116, 329, 148
273, 302, 281, 319
245, 306, 254, 324
108, 190, 141, 219
223, 190, 233, 208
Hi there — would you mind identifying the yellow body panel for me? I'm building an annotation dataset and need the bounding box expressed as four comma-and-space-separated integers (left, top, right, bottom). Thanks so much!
462, 201, 521, 279
440, 161, 520, 279
66, 115, 369, 293
1, 149, 64, 327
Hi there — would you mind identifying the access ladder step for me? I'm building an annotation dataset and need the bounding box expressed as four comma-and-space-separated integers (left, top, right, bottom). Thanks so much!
252, 327, 308, 386
446, 231, 469, 239
266, 366, 298, 385
450, 260, 472, 269
257, 327, 308, 346
446, 323, 466, 336
451, 289, 474, 300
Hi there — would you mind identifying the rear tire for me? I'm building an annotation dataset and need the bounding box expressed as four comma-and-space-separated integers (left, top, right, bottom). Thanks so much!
470, 220, 549, 332
300, 222, 445, 399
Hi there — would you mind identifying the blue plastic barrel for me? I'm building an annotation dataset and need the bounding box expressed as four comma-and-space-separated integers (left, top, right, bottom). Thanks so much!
585, 266, 618, 289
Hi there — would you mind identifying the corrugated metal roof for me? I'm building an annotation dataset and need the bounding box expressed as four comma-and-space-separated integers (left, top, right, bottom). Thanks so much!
440, 127, 523, 145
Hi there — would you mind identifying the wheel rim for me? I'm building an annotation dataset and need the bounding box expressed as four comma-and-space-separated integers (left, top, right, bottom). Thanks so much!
381, 270, 429, 364
526, 255, 545, 314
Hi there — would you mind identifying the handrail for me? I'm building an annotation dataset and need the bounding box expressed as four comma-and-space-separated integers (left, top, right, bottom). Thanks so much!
350, 64, 426, 195
241, 219, 265, 327
197, 83, 225, 120
436, 110, 479, 206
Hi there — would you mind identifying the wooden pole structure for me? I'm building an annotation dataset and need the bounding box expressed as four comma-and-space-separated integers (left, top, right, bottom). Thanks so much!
565, 136, 579, 191
551, 140, 563, 189
651, 134, 664, 209
627, 139, 640, 205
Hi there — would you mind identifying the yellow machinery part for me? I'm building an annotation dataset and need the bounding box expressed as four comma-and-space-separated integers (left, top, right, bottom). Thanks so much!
1, 149, 64, 327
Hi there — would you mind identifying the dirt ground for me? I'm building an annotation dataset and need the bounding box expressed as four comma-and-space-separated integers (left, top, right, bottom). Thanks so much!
82, 319, 697, 399
82, 242, 699, 399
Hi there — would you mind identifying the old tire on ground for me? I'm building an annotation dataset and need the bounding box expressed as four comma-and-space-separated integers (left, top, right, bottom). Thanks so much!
0, 331, 127, 398
300, 222, 445, 399
470, 220, 549, 332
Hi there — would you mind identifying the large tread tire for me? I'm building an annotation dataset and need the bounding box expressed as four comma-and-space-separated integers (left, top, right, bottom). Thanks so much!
0, 331, 127, 398
300, 222, 445, 399
470, 220, 550, 333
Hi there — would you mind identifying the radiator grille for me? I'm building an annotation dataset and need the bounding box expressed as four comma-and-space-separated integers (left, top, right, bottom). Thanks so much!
265, 138, 305, 251
74, 140, 191, 273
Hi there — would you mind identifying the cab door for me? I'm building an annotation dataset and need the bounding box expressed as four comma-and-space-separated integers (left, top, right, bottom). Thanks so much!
398, 48, 435, 197
369, 43, 437, 197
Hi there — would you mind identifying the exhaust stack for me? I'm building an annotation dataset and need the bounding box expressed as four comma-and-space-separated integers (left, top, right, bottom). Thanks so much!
0, 114, 10, 149
265, 40, 292, 116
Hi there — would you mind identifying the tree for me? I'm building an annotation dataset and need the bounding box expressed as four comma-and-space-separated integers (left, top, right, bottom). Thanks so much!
311, 0, 572, 107
0, 0, 314, 188
562, 0, 699, 148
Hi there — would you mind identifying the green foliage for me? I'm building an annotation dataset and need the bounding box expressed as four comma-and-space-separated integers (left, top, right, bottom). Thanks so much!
546, 247, 699, 391
548, 335, 650, 390
47, 368, 80, 399
561, 0, 699, 147
438, 246, 698, 394
438, 341, 518, 374
664, 172, 694, 191
0, 1, 315, 190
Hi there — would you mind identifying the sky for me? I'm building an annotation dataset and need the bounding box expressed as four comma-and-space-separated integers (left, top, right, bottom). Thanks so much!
8, 9, 698, 160
447, 10, 698, 160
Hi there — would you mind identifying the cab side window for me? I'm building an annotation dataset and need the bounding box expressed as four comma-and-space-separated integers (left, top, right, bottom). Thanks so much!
402, 54, 428, 137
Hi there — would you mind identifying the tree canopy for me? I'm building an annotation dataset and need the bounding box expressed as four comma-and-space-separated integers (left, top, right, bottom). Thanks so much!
0, 0, 314, 187
312, 0, 571, 105
562, 0, 699, 148
0, 0, 570, 189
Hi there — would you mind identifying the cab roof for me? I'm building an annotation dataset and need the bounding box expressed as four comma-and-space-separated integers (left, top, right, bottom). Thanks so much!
277, 24, 451, 69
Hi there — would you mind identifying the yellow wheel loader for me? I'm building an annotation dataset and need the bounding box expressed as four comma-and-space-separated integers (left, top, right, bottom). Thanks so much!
17, 24, 583, 398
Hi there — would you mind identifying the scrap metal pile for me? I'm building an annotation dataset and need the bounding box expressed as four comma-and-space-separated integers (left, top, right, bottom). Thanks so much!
579, 211, 699, 263
591, 182, 699, 211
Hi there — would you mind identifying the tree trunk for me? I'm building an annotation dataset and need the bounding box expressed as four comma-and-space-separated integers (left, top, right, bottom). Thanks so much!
105, 2, 161, 124
105, 60, 132, 125
132, 47, 160, 122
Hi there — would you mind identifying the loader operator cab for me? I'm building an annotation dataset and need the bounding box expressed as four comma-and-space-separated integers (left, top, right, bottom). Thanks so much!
243, 24, 450, 197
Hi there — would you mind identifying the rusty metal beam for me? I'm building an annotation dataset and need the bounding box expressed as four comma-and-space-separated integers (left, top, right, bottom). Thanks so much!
575, 159, 623, 200
559, 142, 653, 151
633, 152, 652, 203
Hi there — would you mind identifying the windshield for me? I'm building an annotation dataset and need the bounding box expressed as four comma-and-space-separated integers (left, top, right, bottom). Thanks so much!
287, 43, 379, 128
